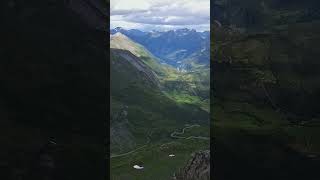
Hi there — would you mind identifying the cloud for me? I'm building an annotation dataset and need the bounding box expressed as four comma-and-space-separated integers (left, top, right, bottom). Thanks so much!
124, 15, 209, 26
110, 0, 210, 31
111, 9, 149, 16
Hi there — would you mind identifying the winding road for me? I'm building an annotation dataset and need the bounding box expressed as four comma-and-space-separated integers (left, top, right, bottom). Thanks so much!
110, 130, 153, 158
110, 144, 148, 158
110, 124, 209, 159
170, 124, 210, 140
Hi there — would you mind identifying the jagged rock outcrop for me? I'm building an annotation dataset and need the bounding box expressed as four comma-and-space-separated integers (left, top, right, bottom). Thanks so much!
175, 150, 210, 180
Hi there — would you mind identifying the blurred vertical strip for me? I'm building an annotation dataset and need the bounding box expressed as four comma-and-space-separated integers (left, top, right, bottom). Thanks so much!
0, 0, 109, 179
211, 0, 320, 180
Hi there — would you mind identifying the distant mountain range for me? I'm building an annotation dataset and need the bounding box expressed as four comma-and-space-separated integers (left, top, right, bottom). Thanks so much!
110, 27, 210, 69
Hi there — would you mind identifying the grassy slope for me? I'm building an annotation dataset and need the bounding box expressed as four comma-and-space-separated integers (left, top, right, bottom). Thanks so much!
111, 33, 210, 112
110, 48, 209, 179
110, 31, 210, 178
111, 134, 209, 180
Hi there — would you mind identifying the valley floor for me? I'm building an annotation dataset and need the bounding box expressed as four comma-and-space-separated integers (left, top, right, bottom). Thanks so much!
110, 124, 210, 180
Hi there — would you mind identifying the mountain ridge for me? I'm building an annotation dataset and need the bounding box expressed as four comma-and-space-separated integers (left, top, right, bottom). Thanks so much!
110, 27, 210, 69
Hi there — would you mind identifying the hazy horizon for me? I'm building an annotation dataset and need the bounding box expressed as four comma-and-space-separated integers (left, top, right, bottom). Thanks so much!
110, 26, 210, 33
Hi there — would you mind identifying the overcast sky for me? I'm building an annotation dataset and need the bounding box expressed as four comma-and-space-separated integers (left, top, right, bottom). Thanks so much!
110, 0, 210, 32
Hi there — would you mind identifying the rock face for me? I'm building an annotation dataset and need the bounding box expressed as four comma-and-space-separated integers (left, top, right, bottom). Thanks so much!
175, 150, 210, 180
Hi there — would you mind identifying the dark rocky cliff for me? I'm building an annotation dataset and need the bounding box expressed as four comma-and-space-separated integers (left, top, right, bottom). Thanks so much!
175, 150, 210, 180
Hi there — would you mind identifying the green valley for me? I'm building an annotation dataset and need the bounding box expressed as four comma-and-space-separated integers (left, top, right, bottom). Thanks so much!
110, 32, 210, 179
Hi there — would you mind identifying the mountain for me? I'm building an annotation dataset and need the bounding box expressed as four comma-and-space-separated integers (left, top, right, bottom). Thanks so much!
111, 28, 210, 69
110, 32, 209, 179
110, 32, 168, 76
111, 32, 153, 59
110, 34, 209, 153
110, 48, 209, 179
110, 33, 210, 111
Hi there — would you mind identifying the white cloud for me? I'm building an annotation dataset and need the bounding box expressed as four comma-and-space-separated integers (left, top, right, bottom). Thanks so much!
110, 0, 210, 31
110, 0, 151, 11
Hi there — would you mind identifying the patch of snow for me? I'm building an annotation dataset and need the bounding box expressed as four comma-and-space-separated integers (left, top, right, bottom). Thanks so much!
49, 140, 57, 145
133, 165, 144, 170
